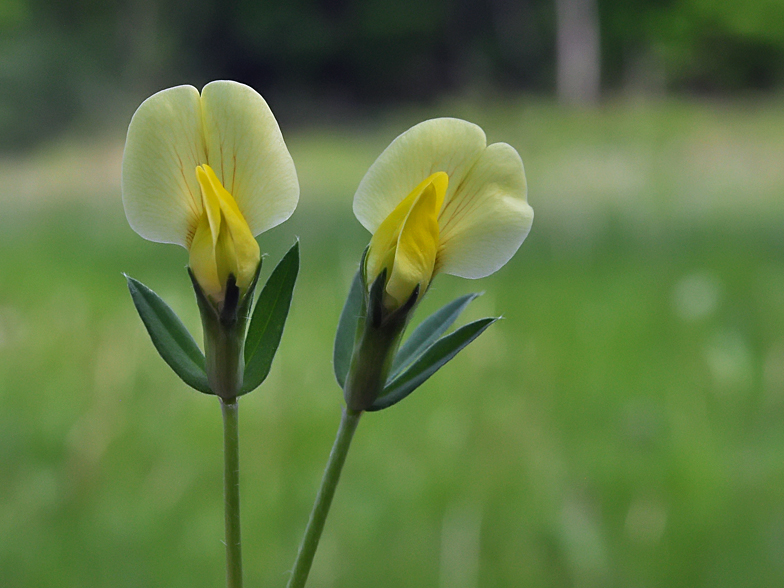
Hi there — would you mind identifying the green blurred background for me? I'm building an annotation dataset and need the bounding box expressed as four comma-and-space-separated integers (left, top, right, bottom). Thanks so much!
2, 1, 784, 587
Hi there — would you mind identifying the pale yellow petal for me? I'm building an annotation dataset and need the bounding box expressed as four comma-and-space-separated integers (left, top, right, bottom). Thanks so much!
122, 85, 206, 246
353, 118, 486, 233
200, 81, 299, 236
437, 143, 533, 279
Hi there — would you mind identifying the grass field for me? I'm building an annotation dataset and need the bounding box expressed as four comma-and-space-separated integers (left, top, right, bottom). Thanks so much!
1, 96, 784, 587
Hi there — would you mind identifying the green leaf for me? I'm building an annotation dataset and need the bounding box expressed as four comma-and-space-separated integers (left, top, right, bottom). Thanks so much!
333, 268, 365, 389
125, 275, 212, 394
390, 293, 480, 378
369, 317, 497, 411
241, 240, 299, 395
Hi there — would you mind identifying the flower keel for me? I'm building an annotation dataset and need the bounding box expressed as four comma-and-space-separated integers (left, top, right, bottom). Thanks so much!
189, 164, 261, 304
365, 171, 447, 309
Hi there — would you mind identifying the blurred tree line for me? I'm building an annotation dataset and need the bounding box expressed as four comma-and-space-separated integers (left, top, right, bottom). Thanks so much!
0, 0, 782, 150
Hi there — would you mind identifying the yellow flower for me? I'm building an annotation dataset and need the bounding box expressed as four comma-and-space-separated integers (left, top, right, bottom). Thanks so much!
355, 118, 533, 309
122, 81, 299, 304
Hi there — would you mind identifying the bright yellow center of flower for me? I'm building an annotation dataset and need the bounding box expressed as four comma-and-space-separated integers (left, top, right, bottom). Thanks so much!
189, 164, 260, 303
365, 171, 448, 309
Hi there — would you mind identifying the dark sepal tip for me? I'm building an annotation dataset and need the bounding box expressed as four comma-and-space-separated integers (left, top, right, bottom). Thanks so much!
395, 283, 420, 317
368, 268, 388, 328
220, 274, 240, 325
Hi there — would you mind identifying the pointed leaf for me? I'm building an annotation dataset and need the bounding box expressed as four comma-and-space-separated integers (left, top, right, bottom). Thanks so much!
333, 268, 365, 388
126, 275, 212, 394
391, 293, 480, 378
369, 317, 497, 411
241, 241, 299, 394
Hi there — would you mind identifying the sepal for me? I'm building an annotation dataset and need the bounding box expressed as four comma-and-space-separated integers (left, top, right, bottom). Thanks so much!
125, 275, 212, 395
189, 268, 248, 399
341, 266, 420, 411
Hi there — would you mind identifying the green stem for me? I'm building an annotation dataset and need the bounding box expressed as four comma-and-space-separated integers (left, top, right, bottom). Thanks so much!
287, 408, 363, 588
221, 398, 243, 588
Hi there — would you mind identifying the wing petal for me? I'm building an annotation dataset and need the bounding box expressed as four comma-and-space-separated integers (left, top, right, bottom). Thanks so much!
437, 142, 533, 279
122, 85, 206, 246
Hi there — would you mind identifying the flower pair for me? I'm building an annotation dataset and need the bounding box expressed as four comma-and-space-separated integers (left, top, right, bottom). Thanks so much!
122, 81, 534, 588
122, 81, 533, 407
123, 81, 533, 315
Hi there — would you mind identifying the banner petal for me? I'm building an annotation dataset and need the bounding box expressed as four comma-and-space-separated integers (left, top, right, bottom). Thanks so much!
353, 118, 486, 233
200, 81, 299, 237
